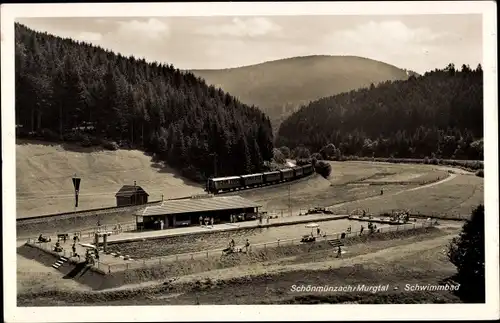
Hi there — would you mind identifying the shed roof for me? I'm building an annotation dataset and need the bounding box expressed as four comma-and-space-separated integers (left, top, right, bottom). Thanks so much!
115, 185, 149, 197
137, 195, 261, 216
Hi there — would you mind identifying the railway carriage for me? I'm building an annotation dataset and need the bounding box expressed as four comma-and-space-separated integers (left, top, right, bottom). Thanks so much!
207, 176, 241, 193
206, 163, 314, 194
302, 164, 314, 175
263, 171, 281, 184
293, 166, 304, 177
241, 173, 264, 187
280, 168, 295, 181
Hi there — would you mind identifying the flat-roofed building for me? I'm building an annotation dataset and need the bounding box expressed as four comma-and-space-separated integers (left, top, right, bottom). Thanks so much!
135, 195, 261, 230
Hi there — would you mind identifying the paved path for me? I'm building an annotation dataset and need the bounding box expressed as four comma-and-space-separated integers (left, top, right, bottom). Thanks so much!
104, 213, 348, 244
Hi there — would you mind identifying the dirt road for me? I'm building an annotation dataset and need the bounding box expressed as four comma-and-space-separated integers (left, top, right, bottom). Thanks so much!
328, 173, 456, 209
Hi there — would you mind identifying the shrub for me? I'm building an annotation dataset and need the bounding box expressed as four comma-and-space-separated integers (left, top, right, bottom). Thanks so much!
272, 148, 286, 164
310, 153, 322, 167
91, 136, 101, 146
101, 139, 119, 151
181, 166, 205, 182
80, 134, 92, 147
62, 132, 77, 142
475, 170, 484, 177
39, 128, 59, 141
278, 146, 291, 159
296, 158, 312, 166
315, 161, 332, 179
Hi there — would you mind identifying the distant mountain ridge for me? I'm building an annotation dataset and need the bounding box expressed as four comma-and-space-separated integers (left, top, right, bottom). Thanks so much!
191, 55, 415, 133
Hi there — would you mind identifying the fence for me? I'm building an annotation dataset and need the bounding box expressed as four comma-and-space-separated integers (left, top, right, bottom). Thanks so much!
101, 221, 435, 273
23, 204, 471, 245
24, 240, 115, 273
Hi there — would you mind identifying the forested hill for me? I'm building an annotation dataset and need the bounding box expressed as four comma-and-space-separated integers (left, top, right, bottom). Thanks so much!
15, 23, 274, 181
191, 55, 413, 133
276, 64, 483, 160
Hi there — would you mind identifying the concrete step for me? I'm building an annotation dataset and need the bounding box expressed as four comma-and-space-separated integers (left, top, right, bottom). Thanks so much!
52, 256, 69, 270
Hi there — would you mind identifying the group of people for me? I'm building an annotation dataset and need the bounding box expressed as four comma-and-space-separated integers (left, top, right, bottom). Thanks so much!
391, 211, 410, 223
154, 219, 165, 230
258, 214, 271, 225
85, 248, 98, 265
230, 213, 246, 223
40, 232, 84, 260
358, 222, 378, 234
367, 222, 378, 233
199, 216, 214, 227
226, 238, 251, 253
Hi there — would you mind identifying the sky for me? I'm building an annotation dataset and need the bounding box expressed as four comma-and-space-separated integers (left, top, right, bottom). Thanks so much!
17, 15, 483, 74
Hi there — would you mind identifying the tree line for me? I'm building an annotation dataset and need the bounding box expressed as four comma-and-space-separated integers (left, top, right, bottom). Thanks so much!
276, 64, 483, 161
15, 23, 274, 181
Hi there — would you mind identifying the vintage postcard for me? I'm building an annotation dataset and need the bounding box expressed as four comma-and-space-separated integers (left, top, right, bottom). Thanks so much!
2, 1, 498, 322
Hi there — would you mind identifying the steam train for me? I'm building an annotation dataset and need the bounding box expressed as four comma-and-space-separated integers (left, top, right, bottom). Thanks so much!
206, 164, 314, 194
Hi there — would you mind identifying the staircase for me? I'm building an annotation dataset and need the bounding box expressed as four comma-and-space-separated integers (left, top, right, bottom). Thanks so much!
328, 239, 344, 248
52, 256, 69, 269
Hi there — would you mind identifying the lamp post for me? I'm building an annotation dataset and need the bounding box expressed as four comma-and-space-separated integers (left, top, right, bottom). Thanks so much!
72, 174, 81, 229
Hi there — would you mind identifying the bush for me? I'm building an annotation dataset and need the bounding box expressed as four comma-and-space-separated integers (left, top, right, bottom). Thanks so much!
101, 139, 119, 151
296, 158, 312, 166
278, 146, 291, 159
315, 161, 332, 179
91, 136, 102, 146
310, 153, 322, 167
181, 166, 205, 182
80, 134, 92, 147
475, 170, 484, 177
62, 132, 77, 142
272, 148, 286, 164
39, 128, 59, 141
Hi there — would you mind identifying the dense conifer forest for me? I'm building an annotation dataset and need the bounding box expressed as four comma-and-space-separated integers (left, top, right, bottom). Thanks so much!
276, 64, 483, 161
15, 23, 274, 181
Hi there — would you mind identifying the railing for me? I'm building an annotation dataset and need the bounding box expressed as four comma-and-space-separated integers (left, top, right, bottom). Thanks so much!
22, 205, 470, 244
102, 221, 435, 273
24, 239, 113, 273
22, 220, 138, 242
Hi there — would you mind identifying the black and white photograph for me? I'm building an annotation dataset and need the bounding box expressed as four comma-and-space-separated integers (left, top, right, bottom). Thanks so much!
2, 1, 498, 322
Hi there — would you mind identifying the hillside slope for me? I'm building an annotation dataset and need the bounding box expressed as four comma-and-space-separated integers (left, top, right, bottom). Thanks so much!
191, 55, 411, 131
15, 23, 273, 181
16, 140, 204, 218
276, 64, 483, 160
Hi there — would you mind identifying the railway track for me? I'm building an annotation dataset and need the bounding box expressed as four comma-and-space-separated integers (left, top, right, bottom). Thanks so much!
16, 200, 162, 224
17, 169, 317, 224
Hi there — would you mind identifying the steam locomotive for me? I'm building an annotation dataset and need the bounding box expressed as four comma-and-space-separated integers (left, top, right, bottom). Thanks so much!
206, 164, 314, 194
